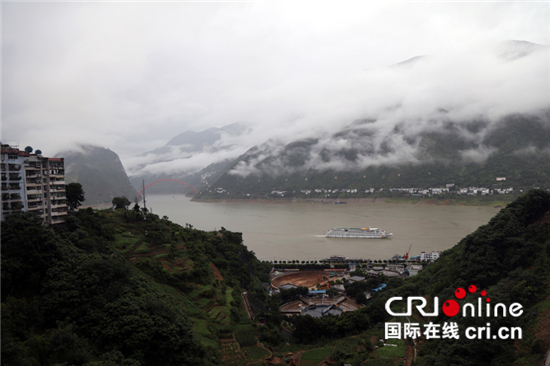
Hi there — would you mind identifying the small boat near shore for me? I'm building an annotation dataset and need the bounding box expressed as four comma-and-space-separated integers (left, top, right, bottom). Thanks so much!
325, 227, 392, 239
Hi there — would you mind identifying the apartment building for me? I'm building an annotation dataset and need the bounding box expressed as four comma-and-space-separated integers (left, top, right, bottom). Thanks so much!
1, 144, 68, 225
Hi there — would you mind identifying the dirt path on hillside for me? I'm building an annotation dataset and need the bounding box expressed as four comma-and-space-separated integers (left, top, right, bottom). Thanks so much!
130, 248, 168, 258
211, 263, 224, 281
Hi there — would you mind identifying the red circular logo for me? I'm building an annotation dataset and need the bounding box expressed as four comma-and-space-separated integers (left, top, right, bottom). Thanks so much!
442, 300, 460, 317
455, 288, 466, 299
468, 285, 477, 293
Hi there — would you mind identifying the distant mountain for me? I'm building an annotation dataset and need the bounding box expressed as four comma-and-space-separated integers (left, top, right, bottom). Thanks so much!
203, 112, 550, 197
128, 123, 250, 194
129, 40, 548, 198
166, 123, 248, 148
392, 55, 427, 67
496, 40, 549, 61
59, 145, 138, 205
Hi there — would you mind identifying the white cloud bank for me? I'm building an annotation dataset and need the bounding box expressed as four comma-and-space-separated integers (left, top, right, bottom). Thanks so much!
2, 2, 548, 175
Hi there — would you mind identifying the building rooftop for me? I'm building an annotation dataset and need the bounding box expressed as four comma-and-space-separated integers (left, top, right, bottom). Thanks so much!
301, 305, 343, 318
371, 283, 387, 292
279, 283, 298, 290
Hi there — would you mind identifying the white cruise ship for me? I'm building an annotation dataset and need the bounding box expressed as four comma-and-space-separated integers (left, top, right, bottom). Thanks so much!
325, 227, 392, 239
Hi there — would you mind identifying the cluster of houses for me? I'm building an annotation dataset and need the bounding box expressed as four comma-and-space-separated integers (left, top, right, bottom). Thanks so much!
270, 263, 424, 303
398, 250, 441, 262
361, 263, 424, 279
268, 261, 433, 318
320, 185, 516, 197
342, 263, 426, 298
389, 185, 515, 196
345, 257, 435, 278
456, 186, 514, 195
208, 180, 518, 197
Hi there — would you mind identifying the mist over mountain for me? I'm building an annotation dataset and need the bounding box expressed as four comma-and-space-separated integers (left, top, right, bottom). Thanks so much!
126, 123, 252, 193
203, 112, 550, 196
228, 112, 550, 177
165, 123, 249, 148
59, 145, 138, 205
118, 40, 549, 195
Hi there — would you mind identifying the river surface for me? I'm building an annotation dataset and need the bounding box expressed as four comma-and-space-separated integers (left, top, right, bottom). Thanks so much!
145, 195, 499, 261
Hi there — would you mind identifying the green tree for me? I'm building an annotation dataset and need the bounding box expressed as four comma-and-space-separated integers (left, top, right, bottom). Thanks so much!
355, 292, 367, 305
388, 277, 404, 289
326, 287, 339, 297
66, 182, 85, 212
112, 196, 131, 210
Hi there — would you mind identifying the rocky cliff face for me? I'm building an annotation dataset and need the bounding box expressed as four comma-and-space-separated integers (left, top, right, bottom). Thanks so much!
59, 145, 137, 205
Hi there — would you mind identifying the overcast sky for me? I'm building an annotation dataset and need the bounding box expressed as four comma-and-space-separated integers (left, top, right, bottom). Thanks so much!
2, 1, 549, 172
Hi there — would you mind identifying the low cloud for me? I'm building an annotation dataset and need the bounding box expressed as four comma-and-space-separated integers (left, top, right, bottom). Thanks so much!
2, 2, 548, 174
460, 146, 498, 164
513, 146, 550, 157
225, 40, 549, 177
130, 148, 247, 176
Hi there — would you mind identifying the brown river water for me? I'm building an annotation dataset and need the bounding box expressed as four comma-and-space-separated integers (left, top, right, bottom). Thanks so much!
144, 195, 499, 261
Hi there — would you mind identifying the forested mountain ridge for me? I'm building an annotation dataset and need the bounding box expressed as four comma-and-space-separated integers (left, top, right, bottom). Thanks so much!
202, 113, 550, 198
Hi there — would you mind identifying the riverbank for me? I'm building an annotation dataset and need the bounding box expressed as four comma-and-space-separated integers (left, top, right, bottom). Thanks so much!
192, 197, 388, 204
384, 195, 516, 207
192, 195, 515, 207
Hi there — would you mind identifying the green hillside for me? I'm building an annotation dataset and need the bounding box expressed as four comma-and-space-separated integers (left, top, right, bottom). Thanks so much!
399, 189, 550, 365
202, 114, 550, 200
2, 190, 549, 365
1, 207, 271, 365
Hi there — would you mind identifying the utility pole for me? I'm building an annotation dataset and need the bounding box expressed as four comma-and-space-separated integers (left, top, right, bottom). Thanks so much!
142, 179, 147, 212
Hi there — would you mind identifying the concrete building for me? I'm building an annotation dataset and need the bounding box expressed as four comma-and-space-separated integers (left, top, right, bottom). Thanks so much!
332, 284, 345, 293
387, 264, 405, 273
407, 269, 419, 277
348, 276, 366, 283
367, 270, 400, 278
1, 144, 68, 225
420, 251, 441, 262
